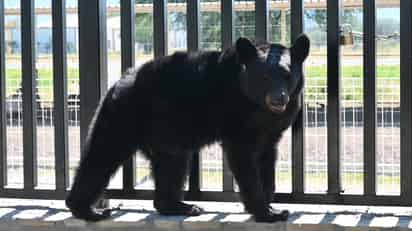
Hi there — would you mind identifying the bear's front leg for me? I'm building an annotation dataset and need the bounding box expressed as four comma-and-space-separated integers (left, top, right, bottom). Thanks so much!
259, 146, 289, 219
260, 145, 276, 205
223, 142, 288, 223
151, 151, 203, 216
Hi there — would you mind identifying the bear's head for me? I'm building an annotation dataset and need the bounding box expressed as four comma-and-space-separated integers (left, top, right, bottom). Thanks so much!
236, 34, 310, 114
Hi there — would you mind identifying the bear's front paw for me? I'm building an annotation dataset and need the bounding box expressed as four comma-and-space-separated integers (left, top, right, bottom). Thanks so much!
155, 201, 204, 216
70, 208, 112, 222
254, 209, 289, 223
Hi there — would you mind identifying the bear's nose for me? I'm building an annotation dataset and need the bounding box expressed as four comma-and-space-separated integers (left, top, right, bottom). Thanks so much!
271, 92, 289, 106
280, 92, 289, 105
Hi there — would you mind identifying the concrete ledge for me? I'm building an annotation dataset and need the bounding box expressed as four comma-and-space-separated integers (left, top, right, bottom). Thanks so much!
0, 199, 411, 230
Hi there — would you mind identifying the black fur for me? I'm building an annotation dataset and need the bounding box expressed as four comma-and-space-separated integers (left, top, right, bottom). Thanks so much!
66, 35, 310, 223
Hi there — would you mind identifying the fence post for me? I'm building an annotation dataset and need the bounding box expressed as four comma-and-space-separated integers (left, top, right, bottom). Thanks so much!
222, 0, 234, 192
363, 0, 376, 197
187, 0, 202, 195
53, 0, 69, 193
154, 0, 167, 58
21, 0, 37, 191
326, 0, 342, 197
78, 0, 108, 158
255, 0, 268, 41
400, 0, 412, 202
291, 0, 305, 197
78, 0, 108, 205
222, 0, 234, 50
121, 0, 136, 193
0, 0, 6, 189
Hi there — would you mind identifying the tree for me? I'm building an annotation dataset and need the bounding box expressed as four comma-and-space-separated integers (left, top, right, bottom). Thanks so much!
135, 12, 154, 54
200, 12, 221, 50
304, 9, 327, 31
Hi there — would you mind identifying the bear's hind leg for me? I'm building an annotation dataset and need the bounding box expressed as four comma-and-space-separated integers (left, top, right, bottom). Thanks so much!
151, 152, 203, 216
66, 133, 138, 221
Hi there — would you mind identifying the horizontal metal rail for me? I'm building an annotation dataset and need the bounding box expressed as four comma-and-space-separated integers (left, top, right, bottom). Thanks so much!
0, 188, 411, 207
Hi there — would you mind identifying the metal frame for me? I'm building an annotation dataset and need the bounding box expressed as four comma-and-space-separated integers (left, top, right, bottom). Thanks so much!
222, 0, 234, 50
187, 0, 200, 52
78, 0, 108, 150
291, 0, 305, 196
0, 188, 411, 207
255, 0, 275, 193
121, 0, 136, 193
0, 0, 6, 189
154, 0, 167, 58
0, 0, 411, 207
221, 0, 235, 192
326, 0, 342, 196
400, 0, 412, 200
363, 0, 376, 196
52, 0, 69, 192
255, 0, 269, 41
21, 0, 37, 191
187, 0, 202, 195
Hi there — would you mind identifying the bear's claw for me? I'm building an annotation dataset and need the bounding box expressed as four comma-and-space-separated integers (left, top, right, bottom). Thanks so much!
156, 202, 204, 216
254, 209, 289, 223
70, 208, 111, 222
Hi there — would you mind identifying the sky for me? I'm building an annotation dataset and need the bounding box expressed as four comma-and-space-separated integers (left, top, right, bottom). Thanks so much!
4, 0, 120, 26
4, 0, 121, 9
4, 0, 400, 27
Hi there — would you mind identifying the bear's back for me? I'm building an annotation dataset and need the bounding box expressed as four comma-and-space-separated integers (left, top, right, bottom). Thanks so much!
115, 50, 244, 149
142, 51, 229, 99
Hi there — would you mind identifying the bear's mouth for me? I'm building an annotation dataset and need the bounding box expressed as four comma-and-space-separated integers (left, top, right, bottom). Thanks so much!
268, 104, 286, 113
265, 95, 287, 113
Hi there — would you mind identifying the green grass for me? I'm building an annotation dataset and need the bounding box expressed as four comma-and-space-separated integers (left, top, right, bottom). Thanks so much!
4, 65, 401, 102
131, 168, 400, 192
33, 167, 401, 193
305, 65, 400, 79
5, 68, 79, 99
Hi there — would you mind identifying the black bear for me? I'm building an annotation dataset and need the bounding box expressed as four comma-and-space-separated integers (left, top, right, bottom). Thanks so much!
66, 34, 310, 223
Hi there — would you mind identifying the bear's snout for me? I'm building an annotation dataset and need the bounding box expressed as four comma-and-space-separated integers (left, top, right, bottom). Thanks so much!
265, 92, 289, 113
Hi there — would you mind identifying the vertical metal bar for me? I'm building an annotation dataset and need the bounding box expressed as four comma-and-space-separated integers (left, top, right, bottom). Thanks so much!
222, 155, 234, 192
154, 0, 167, 58
255, 0, 269, 41
189, 154, 201, 194
121, 0, 135, 69
327, 0, 341, 195
78, 0, 108, 207
221, 0, 234, 192
0, 0, 6, 188
363, 0, 376, 196
291, 0, 305, 195
187, 0, 200, 52
189, 151, 201, 195
187, 0, 201, 194
400, 0, 412, 199
21, 0, 37, 190
221, 0, 234, 50
121, 0, 136, 192
78, 0, 108, 150
53, 0, 69, 192
258, 0, 273, 195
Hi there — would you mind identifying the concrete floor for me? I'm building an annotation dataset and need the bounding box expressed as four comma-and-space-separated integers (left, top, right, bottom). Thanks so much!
0, 199, 411, 230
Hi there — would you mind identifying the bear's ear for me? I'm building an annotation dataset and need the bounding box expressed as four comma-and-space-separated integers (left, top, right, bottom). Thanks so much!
235, 37, 257, 64
291, 34, 310, 63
